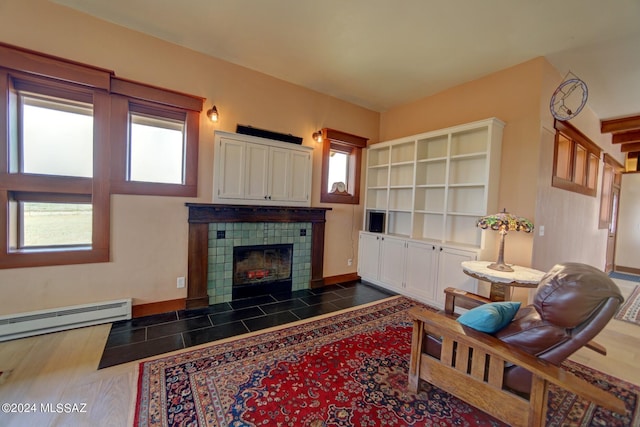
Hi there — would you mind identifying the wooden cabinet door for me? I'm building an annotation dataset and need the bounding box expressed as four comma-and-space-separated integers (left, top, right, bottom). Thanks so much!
244, 142, 269, 201
358, 232, 381, 281
436, 246, 477, 304
268, 147, 291, 201
405, 241, 438, 300
216, 138, 246, 199
379, 236, 406, 291
289, 150, 311, 203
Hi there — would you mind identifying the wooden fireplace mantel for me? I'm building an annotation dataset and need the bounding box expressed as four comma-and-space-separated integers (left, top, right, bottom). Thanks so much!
185, 203, 331, 309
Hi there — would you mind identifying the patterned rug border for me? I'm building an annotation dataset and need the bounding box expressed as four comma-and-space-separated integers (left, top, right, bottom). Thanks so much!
615, 284, 640, 326
133, 296, 424, 426
134, 295, 416, 369
135, 295, 403, 366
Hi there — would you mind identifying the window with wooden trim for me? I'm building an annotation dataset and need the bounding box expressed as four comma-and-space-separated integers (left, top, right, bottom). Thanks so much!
320, 128, 368, 204
552, 120, 602, 197
0, 42, 203, 269
109, 78, 201, 197
0, 69, 110, 269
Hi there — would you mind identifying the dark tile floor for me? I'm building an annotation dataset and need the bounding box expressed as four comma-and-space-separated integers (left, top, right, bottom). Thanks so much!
98, 281, 395, 368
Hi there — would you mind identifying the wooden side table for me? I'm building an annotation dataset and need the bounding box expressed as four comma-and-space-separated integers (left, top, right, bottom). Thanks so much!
461, 260, 545, 301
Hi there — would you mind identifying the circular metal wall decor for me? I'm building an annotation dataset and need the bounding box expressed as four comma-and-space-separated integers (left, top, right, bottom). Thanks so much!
550, 74, 588, 121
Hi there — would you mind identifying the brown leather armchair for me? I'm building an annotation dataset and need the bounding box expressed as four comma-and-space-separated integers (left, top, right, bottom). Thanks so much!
408, 262, 626, 427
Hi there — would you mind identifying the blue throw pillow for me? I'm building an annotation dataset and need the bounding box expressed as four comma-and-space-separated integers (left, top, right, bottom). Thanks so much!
457, 302, 521, 333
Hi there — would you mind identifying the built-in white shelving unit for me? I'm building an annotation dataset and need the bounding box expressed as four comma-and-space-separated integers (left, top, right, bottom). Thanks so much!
358, 118, 504, 307
363, 117, 504, 247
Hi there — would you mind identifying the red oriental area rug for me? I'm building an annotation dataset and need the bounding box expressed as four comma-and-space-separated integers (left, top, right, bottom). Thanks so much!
133, 296, 639, 427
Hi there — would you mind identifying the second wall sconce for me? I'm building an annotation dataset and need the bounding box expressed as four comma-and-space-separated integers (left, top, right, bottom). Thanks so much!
206, 105, 219, 122
312, 130, 323, 143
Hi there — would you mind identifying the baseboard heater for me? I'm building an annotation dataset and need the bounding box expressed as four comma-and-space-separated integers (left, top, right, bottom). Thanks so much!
0, 299, 132, 342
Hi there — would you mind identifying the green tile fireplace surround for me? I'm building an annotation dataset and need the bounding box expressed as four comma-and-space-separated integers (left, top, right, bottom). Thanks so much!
208, 221, 312, 303
185, 204, 331, 309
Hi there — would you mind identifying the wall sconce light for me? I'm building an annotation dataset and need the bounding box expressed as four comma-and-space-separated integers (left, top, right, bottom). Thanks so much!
312, 130, 323, 143
206, 105, 219, 122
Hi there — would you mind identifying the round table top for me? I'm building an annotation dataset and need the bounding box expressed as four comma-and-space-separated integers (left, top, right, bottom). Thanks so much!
461, 260, 545, 287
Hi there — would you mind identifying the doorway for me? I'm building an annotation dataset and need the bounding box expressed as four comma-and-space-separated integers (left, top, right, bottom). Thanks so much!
605, 185, 620, 273
602, 154, 623, 273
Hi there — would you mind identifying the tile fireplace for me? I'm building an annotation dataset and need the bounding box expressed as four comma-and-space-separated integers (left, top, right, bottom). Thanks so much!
208, 222, 311, 303
186, 204, 331, 308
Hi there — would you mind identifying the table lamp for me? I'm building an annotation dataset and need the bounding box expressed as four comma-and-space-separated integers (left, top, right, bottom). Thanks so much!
476, 209, 534, 272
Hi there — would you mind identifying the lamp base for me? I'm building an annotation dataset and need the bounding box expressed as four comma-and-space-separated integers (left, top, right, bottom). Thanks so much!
487, 262, 514, 273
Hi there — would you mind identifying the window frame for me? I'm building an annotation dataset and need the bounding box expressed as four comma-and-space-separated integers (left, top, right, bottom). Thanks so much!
320, 128, 368, 204
0, 69, 111, 269
0, 42, 203, 269
11, 191, 93, 250
552, 119, 602, 197
109, 77, 201, 197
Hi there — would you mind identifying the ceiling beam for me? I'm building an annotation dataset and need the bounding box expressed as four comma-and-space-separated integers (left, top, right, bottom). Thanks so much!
620, 142, 640, 153
601, 114, 640, 133
612, 130, 640, 144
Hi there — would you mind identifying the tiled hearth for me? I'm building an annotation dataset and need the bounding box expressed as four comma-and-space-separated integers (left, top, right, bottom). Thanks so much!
99, 281, 395, 368
207, 222, 312, 303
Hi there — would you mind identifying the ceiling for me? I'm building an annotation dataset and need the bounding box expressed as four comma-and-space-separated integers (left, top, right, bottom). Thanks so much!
54, 0, 640, 148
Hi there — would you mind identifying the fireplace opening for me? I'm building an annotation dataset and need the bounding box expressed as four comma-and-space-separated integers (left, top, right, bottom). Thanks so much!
232, 243, 293, 299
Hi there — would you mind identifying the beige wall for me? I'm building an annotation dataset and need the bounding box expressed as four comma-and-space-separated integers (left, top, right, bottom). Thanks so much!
380, 57, 624, 275
0, 0, 378, 314
380, 58, 546, 268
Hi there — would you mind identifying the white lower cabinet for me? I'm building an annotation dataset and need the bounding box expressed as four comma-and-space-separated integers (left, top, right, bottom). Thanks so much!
405, 241, 439, 301
379, 235, 406, 292
357, 231, 478, 307
358, 232, 383, 280
436, 246, 480, 302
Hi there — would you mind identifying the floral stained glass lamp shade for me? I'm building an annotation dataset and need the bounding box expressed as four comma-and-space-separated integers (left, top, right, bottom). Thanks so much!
476, 210, 534, 272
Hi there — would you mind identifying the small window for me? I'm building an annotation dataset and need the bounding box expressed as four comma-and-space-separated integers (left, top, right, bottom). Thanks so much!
587, 153, 599, 189
129, 112, 185, 184
327, 148, 350, 193
109, 94, 199, 197
20, 201, 92, 248
20, 94, 93, 178
320, 128, 368, 204
555, 133, 572, 180
552, 120, 602, 197
8, 192, 93, 250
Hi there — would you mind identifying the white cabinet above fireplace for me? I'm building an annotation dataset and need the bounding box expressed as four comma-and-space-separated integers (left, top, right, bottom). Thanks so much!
213, 131, 313, 207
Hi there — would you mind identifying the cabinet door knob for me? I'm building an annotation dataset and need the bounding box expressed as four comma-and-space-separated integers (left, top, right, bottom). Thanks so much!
432, 245, 436, 250
439, 247, 443, 251
264, 195, 268, 199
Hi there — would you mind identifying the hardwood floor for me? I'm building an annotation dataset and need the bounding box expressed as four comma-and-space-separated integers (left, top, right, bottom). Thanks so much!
570, 278, 640, 385
0, 278, 638, 427
0, 322, 136, 426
